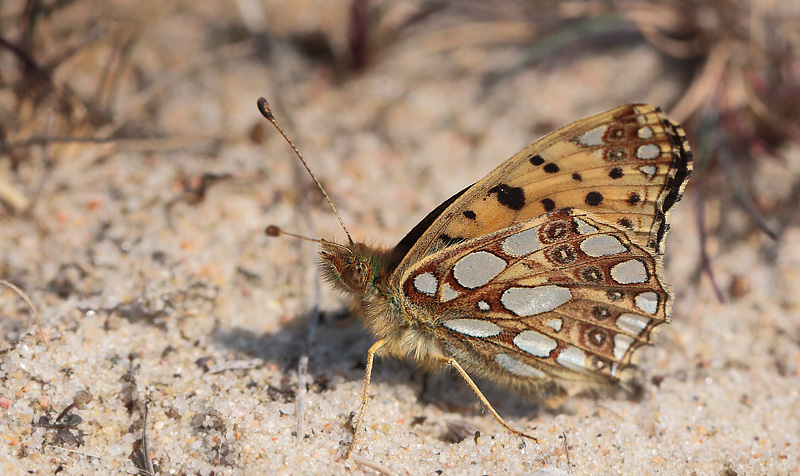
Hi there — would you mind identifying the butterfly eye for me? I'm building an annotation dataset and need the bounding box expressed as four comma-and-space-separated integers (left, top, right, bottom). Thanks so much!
343, 262, 369, 290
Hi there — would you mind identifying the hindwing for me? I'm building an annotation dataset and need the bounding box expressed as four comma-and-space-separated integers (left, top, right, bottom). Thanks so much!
400, 209, 670, 386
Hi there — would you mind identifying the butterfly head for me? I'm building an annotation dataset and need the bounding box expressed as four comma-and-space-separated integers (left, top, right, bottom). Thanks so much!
318, 240, 380, 295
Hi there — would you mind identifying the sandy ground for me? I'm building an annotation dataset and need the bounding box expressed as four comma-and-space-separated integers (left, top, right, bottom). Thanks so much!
1, 1, 799, 475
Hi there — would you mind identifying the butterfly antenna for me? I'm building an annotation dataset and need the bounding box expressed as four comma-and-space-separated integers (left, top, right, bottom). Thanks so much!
257, 98, 354, 245
265, 225, 351, 253
264, 225, 322, 243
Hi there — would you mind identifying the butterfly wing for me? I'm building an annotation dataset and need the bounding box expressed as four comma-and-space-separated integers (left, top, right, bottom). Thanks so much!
390, 104, 692, 273
390, 104, 691, 387
400, 209, 669, 386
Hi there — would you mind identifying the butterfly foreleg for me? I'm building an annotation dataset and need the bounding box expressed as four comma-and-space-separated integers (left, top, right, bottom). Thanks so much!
344, 337, 387, 460
441, 356, 540, 444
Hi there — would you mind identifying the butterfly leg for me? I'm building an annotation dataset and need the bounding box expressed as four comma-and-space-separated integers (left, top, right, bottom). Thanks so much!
344, 338, 387, 460
442, 356, 539, 444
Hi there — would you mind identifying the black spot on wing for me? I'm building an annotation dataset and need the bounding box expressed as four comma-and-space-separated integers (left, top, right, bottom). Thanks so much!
488, 183, 525, 211
529, 154, 544, 166
463, 210, 476, 220
585, 191, 604, 206
618, 218, 633, 229
541, 198, 556, 211
628, 192, 641, 205
609, 167, 623, 179
543, 163, 559, 173
572, 172, 582, 181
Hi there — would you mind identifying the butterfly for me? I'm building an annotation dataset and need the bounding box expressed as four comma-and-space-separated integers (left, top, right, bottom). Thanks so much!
259, 99, 692, 458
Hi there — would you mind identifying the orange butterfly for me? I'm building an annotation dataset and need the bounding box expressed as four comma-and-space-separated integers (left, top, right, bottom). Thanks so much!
260, 99, 692, 458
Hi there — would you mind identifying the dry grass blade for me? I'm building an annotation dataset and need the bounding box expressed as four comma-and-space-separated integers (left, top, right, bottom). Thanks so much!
715, 132, 778, 240
670, 44, 731, 123
0, 179, 30, 213
349, 455, 399, 476
44, 445, 103, 460
296, 305, 320, 439
481, 14, 637, 89
694, 185, 726, 304
416, 21, 538, 53
1, 280, 45, 344
140, 400, 155, 476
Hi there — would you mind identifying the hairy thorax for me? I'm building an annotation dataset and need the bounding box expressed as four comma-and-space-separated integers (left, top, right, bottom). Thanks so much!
318, 240, 446, 370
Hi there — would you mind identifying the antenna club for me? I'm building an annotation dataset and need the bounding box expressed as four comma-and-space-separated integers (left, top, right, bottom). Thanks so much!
257, 97, 274, 120
265, 225, 282, 237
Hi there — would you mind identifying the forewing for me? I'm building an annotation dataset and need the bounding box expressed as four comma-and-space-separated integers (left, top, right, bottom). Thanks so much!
393, 104, 692, 274
400, 209, 670, 386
